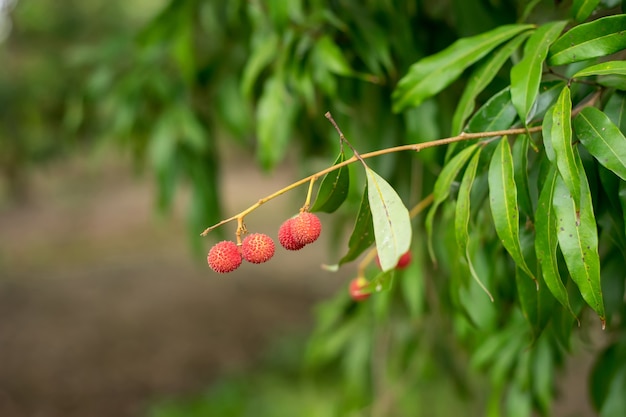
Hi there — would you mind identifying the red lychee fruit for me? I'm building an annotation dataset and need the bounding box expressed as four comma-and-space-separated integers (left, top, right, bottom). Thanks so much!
207, 240, 242, 273
349, 277, 370, 301
278, 218, 306, 251
291, 212, 322, 245
376, 250, 412, 270
241, 233, 275, 264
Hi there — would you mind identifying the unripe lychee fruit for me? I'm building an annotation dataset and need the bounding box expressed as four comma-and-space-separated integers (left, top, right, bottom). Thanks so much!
291, 212, 322, 245
207, 240, 242, 273
278, 218, 306, 250
376, 250, 412, 270
349, 277, 370, 301
241, 233, 275, 264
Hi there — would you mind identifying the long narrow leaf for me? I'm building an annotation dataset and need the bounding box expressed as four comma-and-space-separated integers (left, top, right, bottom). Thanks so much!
572, 0, 600, 22
573, 61, 626, 78
604, 91, 626, 134
393, 24, 533, 112
510, 21, 567, 124
488, 137, 536, 281
575, 107, 626, 181
311, 151, 350, 212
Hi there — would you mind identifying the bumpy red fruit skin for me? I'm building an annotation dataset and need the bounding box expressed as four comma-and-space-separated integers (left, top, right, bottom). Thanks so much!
207, 240, 242, 273
291, 212, 322, 245
349, 277, 370, 301
278, 218, 306, 250
241, 233, 275, 264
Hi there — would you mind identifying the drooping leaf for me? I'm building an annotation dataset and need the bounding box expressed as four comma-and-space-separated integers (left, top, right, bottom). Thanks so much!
552, 158, 605, 326
510, 21, 567, 124
241, 32, 279, 97
451, 33, 530, 135
365, 270, 396, 294
603, 91, 626, 134
488, 137, 536, 281
533, 81, 568, 123
466, 87, 519, 133
313, 35, 354, 76
572, 0, 601, 22
455, 148, 493, 300
400, 245, 425, 318
366, 168, 412, 271
256, 76, 298, 170
426, 144, 479, 262
548, 15, 626, 65
575, 107, 626, 180
573, 61, 626, 78
535, 165, 577, 318
311, 151, 350, 213
546, 86, 581, 210
512, 134, 534, 220
392, 24, 533, 112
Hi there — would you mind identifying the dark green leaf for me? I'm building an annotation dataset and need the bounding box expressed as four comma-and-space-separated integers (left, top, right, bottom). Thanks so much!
552, 158, 605, 326
572, 0, 601, 22
513, 135, 534, 219
603, 92, 626, 134
535, 165, 577, 318
466, 87, 519, 133
548, 15, 626, 65
311, 151, 350, 213
546, 86, 581, 210
332, 185, 375, 267
392, 24, 533, 112
598, 74, 626, 90
456, 148, 493, 300
573, 61, 626, 77
489, 137, 536, 280
451, 33, 530, 135
366, 168, 412, 271
575, 107, 626, 180
426, 144, 479, 262
510, 21, 567, 124
600, 367, 626, 417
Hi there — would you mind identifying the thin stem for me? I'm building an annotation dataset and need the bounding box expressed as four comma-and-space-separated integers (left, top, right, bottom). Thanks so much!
200, 125, 542, 236
325, 111, 368, 167
303, 177, 316, 211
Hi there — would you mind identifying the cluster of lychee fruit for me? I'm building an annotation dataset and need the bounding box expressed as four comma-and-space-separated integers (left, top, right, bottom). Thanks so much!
348, 250, 412, 302
206, 211, 322, 274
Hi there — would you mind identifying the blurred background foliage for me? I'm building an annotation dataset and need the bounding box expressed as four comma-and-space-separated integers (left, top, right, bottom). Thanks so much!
3, 0, 626, 416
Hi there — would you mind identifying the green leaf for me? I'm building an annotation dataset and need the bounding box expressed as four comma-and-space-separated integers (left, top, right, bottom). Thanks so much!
313, 35, 354, 77
575, 107, 626, 180
548, 15, 626, 65
533, 81, 567, 123
392, 24, 533, 112
572, 0, 601, 22
332, 185, 375, 267
535, 165, 577, 318
598, 74, 626, 90
365, 270, 396, 294
512, 135, 534, 220
400, 245, 425, 318
451, 33, 530, 135
510, 21, 567, 124
241, 32, 279, 97
466, 87, 519, 133
604, 91, 626, 134
311, 151, 350, 213
573, 61, 626, 78
488, 137, 536, 281
256, 76, 297, 170
546, 86, 581, 210
366, 168, 412, 271
426, 144, 479, 263
552, 158, 605, 326
456, 148, 494, 301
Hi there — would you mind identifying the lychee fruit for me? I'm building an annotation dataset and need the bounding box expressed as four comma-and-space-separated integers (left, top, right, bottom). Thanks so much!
278, 218, 306, 251
290, 212, 322, 245
376, 250, 412, 270
241, 233, 275, 264
349, 277, 370, 301
207, 240, 242, 273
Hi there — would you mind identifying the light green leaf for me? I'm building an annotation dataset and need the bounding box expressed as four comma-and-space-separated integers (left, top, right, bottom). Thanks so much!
392, 24, 533, 112
426, 144, 479, 262
547, 86, 581, 210
241, 32, 279, 97
456, 148, 493, 301
548, 15, 626, 65
365, 270, 396, 294
366, 168, 412, 271
311, 151, 350, 213
400, 246, 425, 318
552, 158, 605, 326
535, 165, 576, 318
511, 21, 567, 124
572, 0, 601, 22
314, 35, 354, 76
488, 137, 536, 281
256, 76, 297, 170
573, 61, 626, 78
575, 107, 626, 180
451, 33, 530, 135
